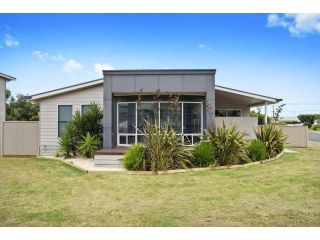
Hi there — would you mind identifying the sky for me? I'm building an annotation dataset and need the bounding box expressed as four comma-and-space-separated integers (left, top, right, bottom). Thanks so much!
0, 14, 319, 117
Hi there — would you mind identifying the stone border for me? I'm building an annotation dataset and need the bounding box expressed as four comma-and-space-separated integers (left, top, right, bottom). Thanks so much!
124, 150, 285, 175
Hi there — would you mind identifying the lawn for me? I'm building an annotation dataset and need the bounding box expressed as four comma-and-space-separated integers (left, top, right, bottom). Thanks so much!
0, 143, 319, 226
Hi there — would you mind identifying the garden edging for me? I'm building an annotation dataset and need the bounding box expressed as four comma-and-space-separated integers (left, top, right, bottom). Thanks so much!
126, 150, 285, 175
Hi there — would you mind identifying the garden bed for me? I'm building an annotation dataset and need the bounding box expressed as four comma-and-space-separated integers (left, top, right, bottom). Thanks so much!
125, 150, 285, 175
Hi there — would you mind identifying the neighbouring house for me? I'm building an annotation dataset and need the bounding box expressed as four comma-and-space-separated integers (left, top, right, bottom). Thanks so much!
31, 69, 282, 156
0, 73, 16, 156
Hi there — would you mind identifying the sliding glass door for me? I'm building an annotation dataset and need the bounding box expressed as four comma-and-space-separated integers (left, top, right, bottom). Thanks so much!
117, 101, 203, 146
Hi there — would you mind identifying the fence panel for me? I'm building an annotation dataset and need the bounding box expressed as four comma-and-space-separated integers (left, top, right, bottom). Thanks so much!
2, 121, 39, 156
279, 126, 308, 148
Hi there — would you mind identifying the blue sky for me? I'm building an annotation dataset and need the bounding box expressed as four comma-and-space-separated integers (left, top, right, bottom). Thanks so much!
0, 14, 320, 116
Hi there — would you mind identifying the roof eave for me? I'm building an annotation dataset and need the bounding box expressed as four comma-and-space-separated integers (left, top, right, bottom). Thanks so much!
0, 73, 16, 81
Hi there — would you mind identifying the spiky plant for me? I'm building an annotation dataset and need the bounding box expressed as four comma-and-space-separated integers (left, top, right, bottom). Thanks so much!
77, 132, 101, 158
206, 122, 249, 166
58, 123, 78, 158
254, 124, 287, 158
83, 102, 103, 144
141, 120, 192, 173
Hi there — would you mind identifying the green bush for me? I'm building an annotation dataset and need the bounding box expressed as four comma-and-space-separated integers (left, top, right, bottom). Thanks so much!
141, 121, 192, 173
192, 141, 215, 167
254, 124, 287, 158
247, 139, 267, 161
77, 132, 101, 158
303, 122, 312, 128
123, 144, 144, 170
58, 102, 103, 158
311, 124, 320, 131
206, 122, 249, 166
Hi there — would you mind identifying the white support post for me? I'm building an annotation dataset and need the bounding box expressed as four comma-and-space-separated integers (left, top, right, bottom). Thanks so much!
264, 102, 268, 125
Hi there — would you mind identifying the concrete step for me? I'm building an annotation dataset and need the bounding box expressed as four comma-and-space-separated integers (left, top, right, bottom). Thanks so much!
94, 154, 123, 168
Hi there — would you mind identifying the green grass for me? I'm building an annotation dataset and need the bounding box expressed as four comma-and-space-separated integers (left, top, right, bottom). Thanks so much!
0, 143, 320, 226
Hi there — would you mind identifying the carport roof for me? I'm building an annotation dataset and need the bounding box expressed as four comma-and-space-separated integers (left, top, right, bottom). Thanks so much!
215, 85, 282, 106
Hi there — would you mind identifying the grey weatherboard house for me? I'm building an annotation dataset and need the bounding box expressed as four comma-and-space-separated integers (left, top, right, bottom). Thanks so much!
30, 69, 281, 156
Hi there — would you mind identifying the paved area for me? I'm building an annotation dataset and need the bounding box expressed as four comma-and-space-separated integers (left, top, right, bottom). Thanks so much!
43, 156, 125, 172
309, 131, 320, 143
284, 149, 299, 153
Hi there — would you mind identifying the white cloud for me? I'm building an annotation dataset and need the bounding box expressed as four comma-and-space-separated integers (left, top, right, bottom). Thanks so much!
4, 34, 20, 47
32, 50, 49, 60
267, 13, 320, 37
94, 63, 114, 73
198, 43, 212, 51
51, 54, 65, 61
64, 59, 83, 72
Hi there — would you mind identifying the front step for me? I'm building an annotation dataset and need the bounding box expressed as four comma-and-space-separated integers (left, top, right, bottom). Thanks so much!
94, 154, 124, 168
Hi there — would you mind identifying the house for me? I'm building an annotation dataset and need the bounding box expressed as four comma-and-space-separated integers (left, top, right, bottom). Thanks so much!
0, 73, 16, 156
31, 69, 281, 156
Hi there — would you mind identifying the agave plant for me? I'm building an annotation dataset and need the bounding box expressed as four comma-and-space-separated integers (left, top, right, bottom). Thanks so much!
254, 124, 287, 158
77, 132, 101, 158
141, 120, 192, 173
206, 122, 249, 166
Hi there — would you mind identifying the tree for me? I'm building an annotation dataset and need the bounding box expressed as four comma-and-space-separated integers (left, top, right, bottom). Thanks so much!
6, 91, 39, 121
250, 110, 271, 125
273, 104, 286, 122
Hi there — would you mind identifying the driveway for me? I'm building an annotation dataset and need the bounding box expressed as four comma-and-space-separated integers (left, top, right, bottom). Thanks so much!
309, 131, 320, 143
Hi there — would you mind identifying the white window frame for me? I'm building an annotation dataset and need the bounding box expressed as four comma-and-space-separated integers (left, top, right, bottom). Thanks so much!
117, 101, 203, 146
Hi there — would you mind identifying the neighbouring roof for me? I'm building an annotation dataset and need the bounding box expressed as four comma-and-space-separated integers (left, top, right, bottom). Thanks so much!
0, 72, 16, 81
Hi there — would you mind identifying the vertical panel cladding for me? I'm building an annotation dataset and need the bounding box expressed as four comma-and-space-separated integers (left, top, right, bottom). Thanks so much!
205, 74, 215, 128
103, 70, 216, 148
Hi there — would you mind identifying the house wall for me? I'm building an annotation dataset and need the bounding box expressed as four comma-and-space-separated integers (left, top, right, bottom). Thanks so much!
0, 78, 6, 156
103, 70, 215, 148
215, 95, 251, 116
38, 85, 103, 155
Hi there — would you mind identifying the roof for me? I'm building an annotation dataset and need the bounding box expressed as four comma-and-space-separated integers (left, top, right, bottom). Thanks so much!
30, 75, 281, 105
215, 85, 282, 106
31, 78, 103, 101
0, 73, 16, 81
103, 69, 216, 75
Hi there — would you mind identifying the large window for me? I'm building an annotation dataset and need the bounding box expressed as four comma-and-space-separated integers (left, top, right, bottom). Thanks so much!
58, 105, 73, 137
117, 101, 203, 146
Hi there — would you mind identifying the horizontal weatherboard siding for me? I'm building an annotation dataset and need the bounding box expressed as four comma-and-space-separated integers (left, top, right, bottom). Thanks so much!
39, 85, 103, 156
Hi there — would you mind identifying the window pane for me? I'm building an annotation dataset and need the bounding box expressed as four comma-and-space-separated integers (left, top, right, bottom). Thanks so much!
119, 135, 126, 144
137, 135, 145, 144
82, 105, 90, 115
58, 105, 72, 137
137, 102, 158, 131
160, 103, 182, 133
128, 135, 136, 144
58, 122, 68, 137
215, 109, 226, 117
184, 103, 201, 134
183, 135, 192, 145
58, 105, 72, 121
118, 103, 136, 133
227, 110, 241, 117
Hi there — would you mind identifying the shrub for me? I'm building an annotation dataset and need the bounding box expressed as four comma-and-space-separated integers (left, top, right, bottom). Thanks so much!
141, 121, 192, 173
192, 141, 215, 167
254, 124, 287, 158
77, 132, 101, 158
247, 139, 267, 161
58, 123, 78, 158
303, 122, 312, 128
123, 144, 144, 170
206, 122, 249, 166
58, 102, 103, 158
311, 124, 320, 131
